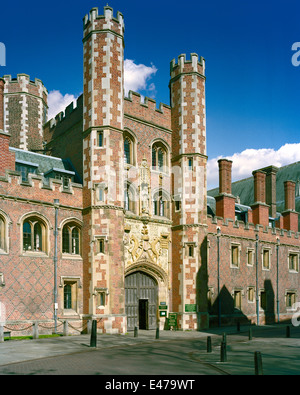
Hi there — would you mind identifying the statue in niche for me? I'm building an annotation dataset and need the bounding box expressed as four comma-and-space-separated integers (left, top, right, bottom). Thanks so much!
139, 156, 151, 216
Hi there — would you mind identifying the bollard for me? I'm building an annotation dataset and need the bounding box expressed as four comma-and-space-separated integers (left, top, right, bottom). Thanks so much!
220, 341, 227, 362
33, 321, 39, 339
63, 320, 68, 336
134, 326, 138, 338
207, 336, 212, 353
222, 333, 227, 345
254, 351, 263, 375
286, 325, 290, 338
90, 319, 97, 347
249, 327, 252, 340
156, 327, 160, 339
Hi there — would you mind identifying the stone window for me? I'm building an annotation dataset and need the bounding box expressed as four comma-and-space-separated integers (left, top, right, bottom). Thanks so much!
62, 279, 79, 313
288, 252, 299, 272
96, 237, 106, 254
247, 249, 254, 266
96, 288, 108, 307
262, 248, 271, 270
124, 182, 136, 213
286, 291, 297, 308
0, 215, 6, 252
151, 142, 168, 173
98, 131, 103, 147
153, 189, 170, 218
247, 286, 255, 303
231, 244, 240, 268
62, 222, 81, 255
234, 290, 242, 309
123, 131, 136, 166
22, 216, 48, 254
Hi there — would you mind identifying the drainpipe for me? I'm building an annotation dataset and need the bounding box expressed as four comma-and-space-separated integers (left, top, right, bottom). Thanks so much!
217, 227, 221, 327
276, 237, 280, 323
53, 199, 59, 333
255, 233, 259, 326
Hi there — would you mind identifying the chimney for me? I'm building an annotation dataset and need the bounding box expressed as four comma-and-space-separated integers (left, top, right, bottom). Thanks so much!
251, 170, 269, 227
261, 165, 279, 219
282, 180, 298, 232
215, 159, 236, 220
0, 77, 15, 176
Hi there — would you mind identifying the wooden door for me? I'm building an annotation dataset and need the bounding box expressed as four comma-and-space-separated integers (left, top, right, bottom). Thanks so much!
125, 271, 158, 331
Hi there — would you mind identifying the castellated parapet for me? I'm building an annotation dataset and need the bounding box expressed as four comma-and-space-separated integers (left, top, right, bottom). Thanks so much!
124, 91, 171, 131
3, 74, 48, 152
170, 53, 205, 80
0, 168, 82, 209
83, 6, 124, 38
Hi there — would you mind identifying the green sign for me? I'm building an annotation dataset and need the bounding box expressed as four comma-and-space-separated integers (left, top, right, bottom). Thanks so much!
159, 305, 168, 310
168, 313, 178, 328
185, 304, 197, 313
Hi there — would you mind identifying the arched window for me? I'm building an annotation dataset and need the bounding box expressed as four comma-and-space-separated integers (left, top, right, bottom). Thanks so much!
151, 142, 168, 172
22, 217, 47, 253
62, 222, 81, 255
124, 182, 136, 213
124, 137, 131, 165
152, 189, 170, 218
0, 215, 6, 252
123, 131, 136, 166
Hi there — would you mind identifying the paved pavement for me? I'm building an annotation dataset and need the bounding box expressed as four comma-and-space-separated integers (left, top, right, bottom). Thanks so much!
0, 323, 299, 375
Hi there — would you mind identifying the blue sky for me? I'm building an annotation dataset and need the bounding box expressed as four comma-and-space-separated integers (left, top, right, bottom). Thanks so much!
1, 0, 300, 188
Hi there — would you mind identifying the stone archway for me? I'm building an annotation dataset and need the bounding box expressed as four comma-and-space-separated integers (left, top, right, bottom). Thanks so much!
125, 270, 158, 331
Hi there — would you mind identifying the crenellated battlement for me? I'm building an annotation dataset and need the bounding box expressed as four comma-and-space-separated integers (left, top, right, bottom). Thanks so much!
83, 5, 124, 37
170, 53, 205, 79
44, 94, 82, 130
124, 90, 171, 130
3, 74, 48, 99
0, 169, 83, 208
207, 214, 299, 243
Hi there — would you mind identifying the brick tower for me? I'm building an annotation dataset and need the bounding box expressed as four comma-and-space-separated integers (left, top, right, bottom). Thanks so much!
3, 74, 47, 151
82, 6, 126, 333
170, 54, 208, 329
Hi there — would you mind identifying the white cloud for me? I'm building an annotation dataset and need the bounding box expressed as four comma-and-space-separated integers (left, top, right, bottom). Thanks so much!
47, 90, 77, 120
124, 59, 157, 96
207, 143, 300, 190
47, 60, 157, 121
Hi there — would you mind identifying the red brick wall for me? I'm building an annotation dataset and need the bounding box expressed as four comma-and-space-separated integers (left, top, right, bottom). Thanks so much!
0, 174, 83, 326
0, 133, 15, 176
207, 216, 299, 326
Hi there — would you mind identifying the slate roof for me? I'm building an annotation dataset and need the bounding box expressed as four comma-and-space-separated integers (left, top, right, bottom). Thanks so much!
9, 147, 82, 184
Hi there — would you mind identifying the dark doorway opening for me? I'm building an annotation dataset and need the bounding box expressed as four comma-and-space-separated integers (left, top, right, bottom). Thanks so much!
139, 299, 149, 329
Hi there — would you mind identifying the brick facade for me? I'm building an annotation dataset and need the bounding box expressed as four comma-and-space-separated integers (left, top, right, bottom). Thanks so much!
0, 4, 299, 335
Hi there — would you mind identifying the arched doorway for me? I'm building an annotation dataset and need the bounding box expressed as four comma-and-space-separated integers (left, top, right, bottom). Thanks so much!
125, 271, 158, 331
